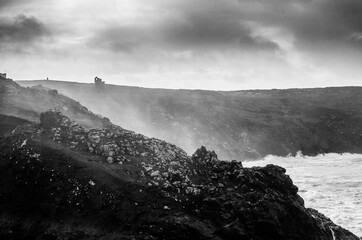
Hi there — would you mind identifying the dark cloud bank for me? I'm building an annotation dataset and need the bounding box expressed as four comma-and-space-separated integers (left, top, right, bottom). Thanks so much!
0, 15, 48, 51
2, 0, 362, 56
0, 0, 15, 8
88, 0, 362, 54
88, 0, 280, 54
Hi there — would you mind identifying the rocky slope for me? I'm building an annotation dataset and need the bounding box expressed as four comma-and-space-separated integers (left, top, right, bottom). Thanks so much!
0, 114, 30, 136
1, 78, 110, 129
18, 80, 362, 160
0, 108, 359, 239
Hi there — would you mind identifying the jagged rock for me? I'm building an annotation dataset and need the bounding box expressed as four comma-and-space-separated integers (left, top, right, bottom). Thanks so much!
88, 131, 100, 143
192, 145, 218, 164
40, 111, 62, 129
150, 170, 160, 177
0, 111, 358, 240
108, 151, 114, 157
107, 156, 114, 163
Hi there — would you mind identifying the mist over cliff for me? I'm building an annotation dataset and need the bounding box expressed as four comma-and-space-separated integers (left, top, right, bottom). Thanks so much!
19, 80, 362, 161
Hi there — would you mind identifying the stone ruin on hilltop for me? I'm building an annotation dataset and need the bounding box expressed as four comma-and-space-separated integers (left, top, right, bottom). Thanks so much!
94, 76, 105, 89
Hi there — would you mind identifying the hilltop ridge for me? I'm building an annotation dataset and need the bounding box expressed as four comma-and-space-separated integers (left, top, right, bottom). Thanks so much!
18, 79, 362, 160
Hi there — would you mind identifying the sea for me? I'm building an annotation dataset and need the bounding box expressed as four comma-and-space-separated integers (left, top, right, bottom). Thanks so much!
243, 152, 362, 237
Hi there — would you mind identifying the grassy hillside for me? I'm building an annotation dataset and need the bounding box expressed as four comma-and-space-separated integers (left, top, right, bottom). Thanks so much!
18, 80, 362, 160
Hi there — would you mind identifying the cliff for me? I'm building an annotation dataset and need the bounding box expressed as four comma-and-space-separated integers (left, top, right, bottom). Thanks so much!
0, 78, 358, 239
18, 80, 362, 160
0, 110, 358, 240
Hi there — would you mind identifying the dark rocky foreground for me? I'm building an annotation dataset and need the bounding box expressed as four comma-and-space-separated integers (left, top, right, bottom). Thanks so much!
0, 111, 358, 240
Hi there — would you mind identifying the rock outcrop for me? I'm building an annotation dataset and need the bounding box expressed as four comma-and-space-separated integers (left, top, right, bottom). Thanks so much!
0, 110, 358, 240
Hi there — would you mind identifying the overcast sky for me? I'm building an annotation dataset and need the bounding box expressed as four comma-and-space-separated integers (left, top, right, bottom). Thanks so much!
1, 0, 362, 90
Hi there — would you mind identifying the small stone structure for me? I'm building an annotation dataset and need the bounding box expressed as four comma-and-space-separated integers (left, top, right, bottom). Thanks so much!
94, 76, 105, 88
0, 73, 6, 79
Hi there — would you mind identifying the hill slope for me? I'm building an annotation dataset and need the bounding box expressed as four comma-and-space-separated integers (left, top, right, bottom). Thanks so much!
0, 77, 358, 239
18, 80, 362, 160
1, 78, 110, 129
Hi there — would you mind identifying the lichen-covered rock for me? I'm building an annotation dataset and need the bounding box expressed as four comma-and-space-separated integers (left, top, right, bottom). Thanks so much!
107, 156, 114, 163
88, 131, 100, 143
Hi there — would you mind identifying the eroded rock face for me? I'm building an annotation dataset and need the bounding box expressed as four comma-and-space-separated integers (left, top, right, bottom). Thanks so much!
0, 110, 359, 240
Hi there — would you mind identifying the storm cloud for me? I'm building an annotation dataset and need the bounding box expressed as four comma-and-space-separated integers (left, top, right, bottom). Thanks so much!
0, 0, 37, 10
251, 0, 362, 47
0, 15, 49, 52
0, 0, 17, 8
1, 0, 362, 89
88, 0, 279, 54
87, 0, 362, 54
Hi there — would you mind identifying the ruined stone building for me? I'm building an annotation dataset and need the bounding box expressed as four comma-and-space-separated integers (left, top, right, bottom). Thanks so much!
94, 76, 105, 88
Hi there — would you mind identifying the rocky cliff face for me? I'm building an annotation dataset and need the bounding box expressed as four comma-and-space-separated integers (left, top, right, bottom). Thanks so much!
0, 110, 358, 240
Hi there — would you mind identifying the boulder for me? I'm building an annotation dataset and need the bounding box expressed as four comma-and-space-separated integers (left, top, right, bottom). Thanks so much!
192, 146, 218, 163
88, 131, 101, 143
40, 111, 62, 129
107, 157, 114, 163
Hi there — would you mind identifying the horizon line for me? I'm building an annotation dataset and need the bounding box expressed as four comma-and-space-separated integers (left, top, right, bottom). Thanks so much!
15, 78, 362, 92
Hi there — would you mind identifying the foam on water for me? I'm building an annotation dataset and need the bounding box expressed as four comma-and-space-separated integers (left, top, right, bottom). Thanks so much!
243, 152, 362, 237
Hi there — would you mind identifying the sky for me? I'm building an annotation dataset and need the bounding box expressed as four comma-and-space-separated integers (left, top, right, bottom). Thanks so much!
0, 0, 362, 90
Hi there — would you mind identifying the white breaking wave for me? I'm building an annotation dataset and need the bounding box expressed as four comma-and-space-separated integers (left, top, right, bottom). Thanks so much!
243, 152, 362, 237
